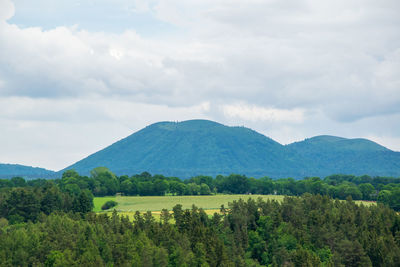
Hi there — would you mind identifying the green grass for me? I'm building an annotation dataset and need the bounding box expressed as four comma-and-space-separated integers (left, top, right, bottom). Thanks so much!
94, 195, 377, 215
354, 200, 376, 207
93, 196, 117, 212
95, 194, 284, 213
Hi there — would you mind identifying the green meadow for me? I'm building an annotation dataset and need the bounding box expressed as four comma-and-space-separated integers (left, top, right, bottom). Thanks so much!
94, 194, 376, 215
95, 194, 284, 213
93, 196, 119, 212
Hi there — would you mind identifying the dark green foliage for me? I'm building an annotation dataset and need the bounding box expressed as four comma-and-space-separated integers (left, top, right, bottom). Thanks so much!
101, 200, 118, 210
200, 183, 211, 195
379, 187, 400, 211
72, 190, 94, 213
1, 195, 399, 266
216, 174, 251, 194
0, 180, 93, 223
40, 182, 63, 215
60, 120, 400, 178
3, 171, 400, 208
10, 176, 26, 187
3, 188, 40, 223
169, 180, 186, 195
359, 183, 376, 200
91, 167, 119, 196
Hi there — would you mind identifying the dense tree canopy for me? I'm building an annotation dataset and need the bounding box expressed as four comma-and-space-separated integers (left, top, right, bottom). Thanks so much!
0, 195, 399, 266
0, 181, 93, 223
2, 171, 400, 210
1, 170, 400, 265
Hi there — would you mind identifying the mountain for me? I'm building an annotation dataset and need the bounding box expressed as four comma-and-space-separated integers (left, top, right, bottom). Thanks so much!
286, 135, 400, 178
62, 120, 400, 178
62, 120, 298, 177
288, 135, 389, 152
0, 163, 56, 179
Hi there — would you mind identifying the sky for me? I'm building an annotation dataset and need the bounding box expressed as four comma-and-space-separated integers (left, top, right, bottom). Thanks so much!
0, 0, 399, 171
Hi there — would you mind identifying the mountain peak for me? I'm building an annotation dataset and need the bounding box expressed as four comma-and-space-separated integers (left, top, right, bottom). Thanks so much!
305, 135, 347, 143
62, 119, 284, 177
148, 119, 225, 131
296, 135, 389, 152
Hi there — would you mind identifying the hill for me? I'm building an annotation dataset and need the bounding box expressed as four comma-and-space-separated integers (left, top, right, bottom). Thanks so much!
0, 163, 55, 179
62, 120, 400, 178
286, 135, 400, 177
62, 120, 299, 177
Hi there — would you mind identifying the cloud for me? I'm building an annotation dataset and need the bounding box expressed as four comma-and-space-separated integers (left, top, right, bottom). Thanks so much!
0, 0, 14, 21
222, 103, 304, 123
1, 0, 399, 121
0, 95, 212, 170
153, 0, 400, 121
1, 0, 400, 169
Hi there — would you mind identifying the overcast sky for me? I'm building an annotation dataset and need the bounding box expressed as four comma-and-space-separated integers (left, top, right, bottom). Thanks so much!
0, 0, 399, 171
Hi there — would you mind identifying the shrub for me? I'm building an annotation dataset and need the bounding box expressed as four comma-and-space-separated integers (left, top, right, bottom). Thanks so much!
101, 200, 118, 210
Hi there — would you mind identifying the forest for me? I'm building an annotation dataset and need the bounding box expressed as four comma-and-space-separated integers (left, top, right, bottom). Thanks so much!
1, 170, 400, 266
1, 167, 399, 210
1, 193, 400, 266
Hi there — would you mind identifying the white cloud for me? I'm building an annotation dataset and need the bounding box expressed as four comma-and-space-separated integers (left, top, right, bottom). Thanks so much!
0, 0, 400, 169
1, 0, 399, 117
0, 0, 14, 21
0, 96, 212, 170
109, 48, 124, 60
222, 103, 304, 123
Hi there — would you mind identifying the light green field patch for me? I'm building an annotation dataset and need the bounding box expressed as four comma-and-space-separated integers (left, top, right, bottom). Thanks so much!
93, 196, 117, 212
103, 194, 284, 212
94, 195, 376, 215
354, 200, 376, 207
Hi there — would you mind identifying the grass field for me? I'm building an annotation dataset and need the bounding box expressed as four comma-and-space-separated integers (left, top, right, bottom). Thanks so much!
94, 195, 376, 218
94, 194, 284, 213
93, 196, 118, 212
354, 200, 376, 207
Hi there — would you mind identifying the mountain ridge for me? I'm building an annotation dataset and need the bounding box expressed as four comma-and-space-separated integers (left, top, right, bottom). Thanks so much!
60, 120, 400, 178
288, 135, 389, 152
62, 119, 291, 177
0, 163, 55, 179
2, 119, 399, 179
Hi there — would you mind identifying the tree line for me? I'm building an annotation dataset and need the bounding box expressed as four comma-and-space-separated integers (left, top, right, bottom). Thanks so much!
0, 178, 93, 224
2, 168, 400, 210
1, 195, 399, 266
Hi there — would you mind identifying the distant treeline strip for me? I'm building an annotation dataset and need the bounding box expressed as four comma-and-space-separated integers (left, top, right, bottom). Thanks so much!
1, 167, 400, 211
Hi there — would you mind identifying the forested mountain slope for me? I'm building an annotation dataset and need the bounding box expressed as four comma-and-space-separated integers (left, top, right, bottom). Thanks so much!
63, 120, 299, 177
286, 135, 400, 177
0, 163, 55, 179
62, 120, 400, 178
